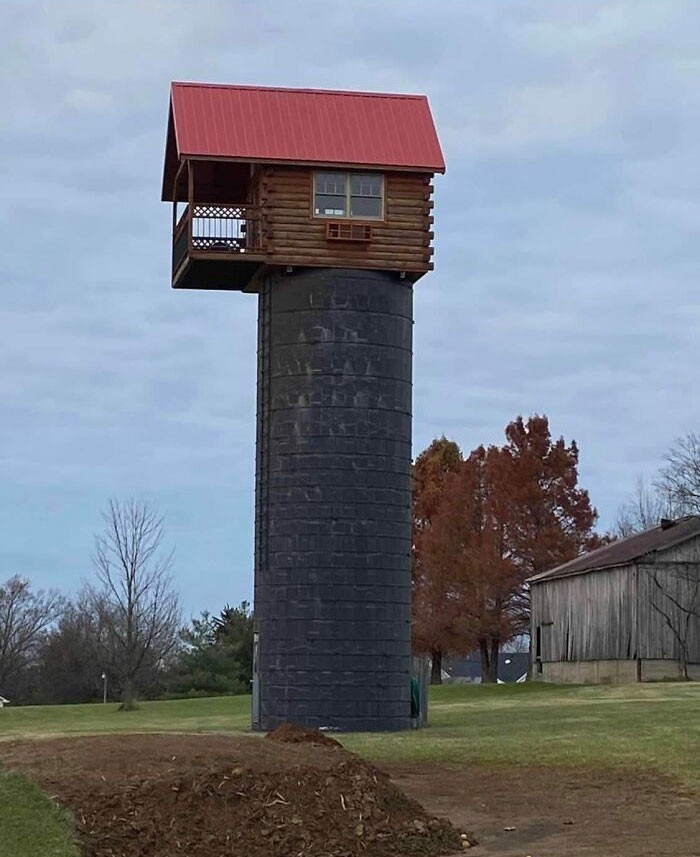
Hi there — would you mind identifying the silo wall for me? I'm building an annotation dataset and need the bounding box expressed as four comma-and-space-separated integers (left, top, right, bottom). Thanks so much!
253, 267, 413, 731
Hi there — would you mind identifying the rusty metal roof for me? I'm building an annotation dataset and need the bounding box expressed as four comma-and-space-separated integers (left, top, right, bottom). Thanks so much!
166, 82, 445, 174
528, 515, 700, 584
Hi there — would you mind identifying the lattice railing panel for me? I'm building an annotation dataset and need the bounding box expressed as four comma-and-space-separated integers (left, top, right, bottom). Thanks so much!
193, 204, 247, 220
189, 203, 263, 253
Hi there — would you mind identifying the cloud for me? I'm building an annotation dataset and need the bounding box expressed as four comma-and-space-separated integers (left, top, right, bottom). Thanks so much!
1, 0, 700, 609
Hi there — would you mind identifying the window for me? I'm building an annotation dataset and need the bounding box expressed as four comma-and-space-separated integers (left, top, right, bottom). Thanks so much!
314, 171, 384, 219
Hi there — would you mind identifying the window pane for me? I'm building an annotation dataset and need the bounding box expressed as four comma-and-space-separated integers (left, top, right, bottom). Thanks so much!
315, 194, 347, 216
350, 195, 382, 217
350, 174, 382, 197
315, 172, 346, 195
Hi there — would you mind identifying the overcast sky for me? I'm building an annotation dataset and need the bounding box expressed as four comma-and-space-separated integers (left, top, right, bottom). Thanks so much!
2, 1, 699, 617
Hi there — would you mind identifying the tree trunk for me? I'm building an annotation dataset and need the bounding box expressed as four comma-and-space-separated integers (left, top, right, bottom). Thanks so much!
478, 639, 494, 683
479, 638, 499, 683
489, 638, 500, 682
430, 650, 443, 685
120, 675, 138, 711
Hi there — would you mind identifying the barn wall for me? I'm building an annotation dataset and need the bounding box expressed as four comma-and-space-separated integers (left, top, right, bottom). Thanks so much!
260, 166, 433, 276
530, 565, 637, 665
538, 659, 700, 684
540, 660, 638, 684
640, 660, 700, 681
636, 536, 700, 662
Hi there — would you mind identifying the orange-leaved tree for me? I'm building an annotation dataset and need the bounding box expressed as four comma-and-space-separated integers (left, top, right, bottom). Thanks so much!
411, 436, 463, 683
500, 415, 603, 636
412, 417, 601, 682
420, 445, 522, 682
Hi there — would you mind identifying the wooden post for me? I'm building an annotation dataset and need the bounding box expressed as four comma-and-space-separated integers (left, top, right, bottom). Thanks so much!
187, 159, 194, 252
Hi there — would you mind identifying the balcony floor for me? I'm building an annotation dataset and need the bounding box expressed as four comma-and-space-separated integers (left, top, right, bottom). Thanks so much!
173, 254, 265, 291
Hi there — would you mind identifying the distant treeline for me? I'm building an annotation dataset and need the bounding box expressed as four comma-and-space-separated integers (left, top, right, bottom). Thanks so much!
0, 581, 253, 707
0, 498, 253, 708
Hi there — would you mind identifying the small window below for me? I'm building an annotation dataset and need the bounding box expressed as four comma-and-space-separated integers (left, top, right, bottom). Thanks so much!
314, 171, 384, 220
326, 222, 372, 242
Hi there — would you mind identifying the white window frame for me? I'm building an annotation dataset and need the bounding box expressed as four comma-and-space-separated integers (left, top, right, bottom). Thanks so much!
313, 171, 385, 221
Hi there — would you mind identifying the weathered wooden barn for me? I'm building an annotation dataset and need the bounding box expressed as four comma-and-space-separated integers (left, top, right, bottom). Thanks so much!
529, 516, 700, 683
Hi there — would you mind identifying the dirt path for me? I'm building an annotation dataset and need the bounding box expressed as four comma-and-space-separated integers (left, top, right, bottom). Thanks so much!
3, 734, 699, 856
382, 762, 700, 857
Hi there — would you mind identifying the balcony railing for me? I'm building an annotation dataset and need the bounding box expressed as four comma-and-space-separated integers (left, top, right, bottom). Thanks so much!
173, 203, 264, 275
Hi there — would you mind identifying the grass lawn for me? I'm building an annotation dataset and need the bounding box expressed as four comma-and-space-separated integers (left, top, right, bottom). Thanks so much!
344, 682, 700, 790
1, 681, 699, 790
0, 771, 78, 857
0, 694, 252, 739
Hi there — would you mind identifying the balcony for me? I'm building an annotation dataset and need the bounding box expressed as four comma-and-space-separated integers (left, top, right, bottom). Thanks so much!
172, 203, 265, 291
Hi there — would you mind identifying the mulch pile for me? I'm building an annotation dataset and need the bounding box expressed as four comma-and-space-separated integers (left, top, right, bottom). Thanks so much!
2, 731, 461, 857
266, 721, 343, 748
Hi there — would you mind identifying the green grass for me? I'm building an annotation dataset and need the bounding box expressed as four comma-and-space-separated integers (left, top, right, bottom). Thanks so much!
1, 682, 699, 791
0, 694, 252, 739
343, 682, 700, 790
0, 772, 78, 857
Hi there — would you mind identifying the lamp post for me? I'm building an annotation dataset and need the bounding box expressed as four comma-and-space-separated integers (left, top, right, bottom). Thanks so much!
101, 672, 107, 705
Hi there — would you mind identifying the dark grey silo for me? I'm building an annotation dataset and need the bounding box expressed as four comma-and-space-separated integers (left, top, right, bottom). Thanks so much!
253, 267, 413, 732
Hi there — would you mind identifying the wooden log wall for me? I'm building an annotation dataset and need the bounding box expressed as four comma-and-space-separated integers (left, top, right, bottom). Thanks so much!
256, 166, 434, 276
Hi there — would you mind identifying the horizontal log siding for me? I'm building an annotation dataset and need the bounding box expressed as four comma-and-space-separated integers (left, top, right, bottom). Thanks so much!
531, 565, 637, 662
260, 166, 433, 275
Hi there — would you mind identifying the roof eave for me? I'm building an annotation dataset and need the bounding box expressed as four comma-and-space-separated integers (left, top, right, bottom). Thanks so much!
161, 100, 180, 202
180, 152, 444, 174
528, 560, 637, 585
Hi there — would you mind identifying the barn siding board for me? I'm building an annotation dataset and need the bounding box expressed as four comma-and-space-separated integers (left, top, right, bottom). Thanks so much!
635, 536, 700, 662
636, 563, 700, 662
532, 565, 637, 663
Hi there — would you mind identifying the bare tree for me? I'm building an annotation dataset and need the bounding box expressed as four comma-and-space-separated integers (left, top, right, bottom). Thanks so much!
614, 476, 678, 537
657, 433, 700, 514
502, 634, 530, 654
87, 500, 181, 710
645, 563, 700, 680
0, 576, 64, 691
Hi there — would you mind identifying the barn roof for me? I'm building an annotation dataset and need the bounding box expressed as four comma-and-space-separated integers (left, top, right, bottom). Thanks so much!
528, 515, 700, 584
162, 82, 445, 199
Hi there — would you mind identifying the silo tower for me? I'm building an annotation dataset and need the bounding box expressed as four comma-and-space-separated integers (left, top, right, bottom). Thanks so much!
161, 82, 445, 731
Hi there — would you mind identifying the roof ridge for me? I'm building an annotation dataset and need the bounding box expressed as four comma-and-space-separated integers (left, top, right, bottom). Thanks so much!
170, 81, 427, 101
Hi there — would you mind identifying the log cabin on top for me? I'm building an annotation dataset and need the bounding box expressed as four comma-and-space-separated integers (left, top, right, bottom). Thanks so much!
161, 82, 445, 291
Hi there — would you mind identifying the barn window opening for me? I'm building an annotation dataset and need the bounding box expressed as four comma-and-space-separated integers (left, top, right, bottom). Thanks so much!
314, 171, 384, 219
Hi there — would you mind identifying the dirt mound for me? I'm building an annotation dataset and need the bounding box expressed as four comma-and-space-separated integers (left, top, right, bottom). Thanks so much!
2, 734, 460, 857
266, 722, 343, 747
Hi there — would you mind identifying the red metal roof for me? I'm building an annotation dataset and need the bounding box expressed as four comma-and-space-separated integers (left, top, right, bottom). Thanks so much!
168, 82, 445, 173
